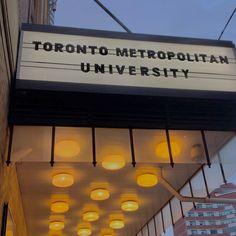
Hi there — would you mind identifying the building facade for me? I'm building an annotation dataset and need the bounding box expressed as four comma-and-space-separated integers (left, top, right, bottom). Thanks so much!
0, 0, 50, 235
174, 184, 236, 236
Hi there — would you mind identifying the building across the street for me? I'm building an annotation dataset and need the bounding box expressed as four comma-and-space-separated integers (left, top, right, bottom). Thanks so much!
174, 183, 236, 236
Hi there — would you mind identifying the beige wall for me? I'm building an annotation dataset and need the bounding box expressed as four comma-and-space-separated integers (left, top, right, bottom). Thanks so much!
0, 0, 49, 235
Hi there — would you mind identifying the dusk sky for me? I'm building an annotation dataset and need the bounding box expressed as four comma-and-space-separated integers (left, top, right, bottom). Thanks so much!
54, 0, 236, 44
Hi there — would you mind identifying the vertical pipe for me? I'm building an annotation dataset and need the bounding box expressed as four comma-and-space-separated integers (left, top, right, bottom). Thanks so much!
6, 125, 14, 166
1, 203, 8, 236
153, 216, 158, 236
180, 200, 185, 218
92, 127, 97, 167
201, 166, 210, 198
201, 130, 211, 167
165, 129, 174, 168
147, 222, 150, 236
189, 181, 196, 209
160, 209, 165, 233
129, 128, 136, 167
50, 126, 55, 167
218, 153, 227, 184
169, 201, 175, 226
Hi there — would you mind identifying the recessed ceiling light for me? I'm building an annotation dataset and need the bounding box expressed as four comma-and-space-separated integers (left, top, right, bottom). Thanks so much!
109, 219, 124, 229
77, 228, 92, 236
121, 200, 139, 212
137, 173, 158, 187
51, 201, 69, 213
102, 154, 125, 170
90, 188, 110, 201
155, 141, 180, 159
55, 140, 80, 158
49, 221, 64, 231
52, 173, 74, 188
83, 211, 99, 222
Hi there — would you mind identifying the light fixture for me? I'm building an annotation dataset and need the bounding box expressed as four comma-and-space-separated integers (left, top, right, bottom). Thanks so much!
102, 154, 125, 170
77, 228, 92, 236
83, 211, 99, 222
109, 219, 124, 229
90, 188, 110, 201
55, 139, 80, 158
137, 173, 158, 187
52, 173, 74, 187
100, 228, 114, 236
51, 201, 69, 213
155, 141, 180, 159
49, 221, 65, 231
121, 200, 139, 212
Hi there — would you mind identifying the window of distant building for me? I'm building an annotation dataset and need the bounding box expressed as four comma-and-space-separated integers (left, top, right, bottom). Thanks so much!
199, 221, 205, 226
210, 229, 217, 234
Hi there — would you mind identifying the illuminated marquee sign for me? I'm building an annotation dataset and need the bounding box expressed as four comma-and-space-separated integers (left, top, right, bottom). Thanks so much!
17, 25, 236, 94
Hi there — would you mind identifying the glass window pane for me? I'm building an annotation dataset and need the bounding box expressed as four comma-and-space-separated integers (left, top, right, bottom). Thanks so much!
54, 127, 92, 162
171, 197, 182, 224
142, 225, 148, 236
155, 213, 164, 236
169, 130, 206, 164
148, 219, 156, 236
11, 126, 51, 162
133, 129, 169, 163
204, 131, 235, 163
95, 128, 131, 166
163, 204, 172, 230
204, 161, 224, 193
191, 170, 207, 197
180, 183, 194, 215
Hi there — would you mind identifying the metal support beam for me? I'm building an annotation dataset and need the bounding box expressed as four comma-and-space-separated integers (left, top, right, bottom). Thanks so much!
160, 176, 236, 204
93, 0, 132, 33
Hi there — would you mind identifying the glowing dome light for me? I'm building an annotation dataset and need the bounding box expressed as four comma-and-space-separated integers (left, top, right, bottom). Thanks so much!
51, 201, 69, 213
102, 155, 125, 170
155, 141, 181, 159
52, 173, 74, 188
49, 221, 65, 231
137, 173, 158, 187
83, 211, 99, 222
90, 188, 110, 201
121, 200, 139, 212
77, 228, 92, 236
109, 219, 124, 229
55, 140, 80, 158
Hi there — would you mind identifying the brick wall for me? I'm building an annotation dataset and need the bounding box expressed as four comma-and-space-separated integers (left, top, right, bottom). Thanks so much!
0, 0, 27, 235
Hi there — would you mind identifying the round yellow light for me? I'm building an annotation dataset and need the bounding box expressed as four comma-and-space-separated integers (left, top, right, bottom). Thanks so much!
137, 173, 158, 187
83, 211, 99, 221
155, 141, 180, 159
51, 201, 69, 213
49, 221, 64, 231
55, 140, 80, 158
109, 219, 124, 229
90, 188, 110, 201
102, 155, 125, 170
77, 228, 92, 236
121, 200, 139, 212
52, 173, 74, 187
